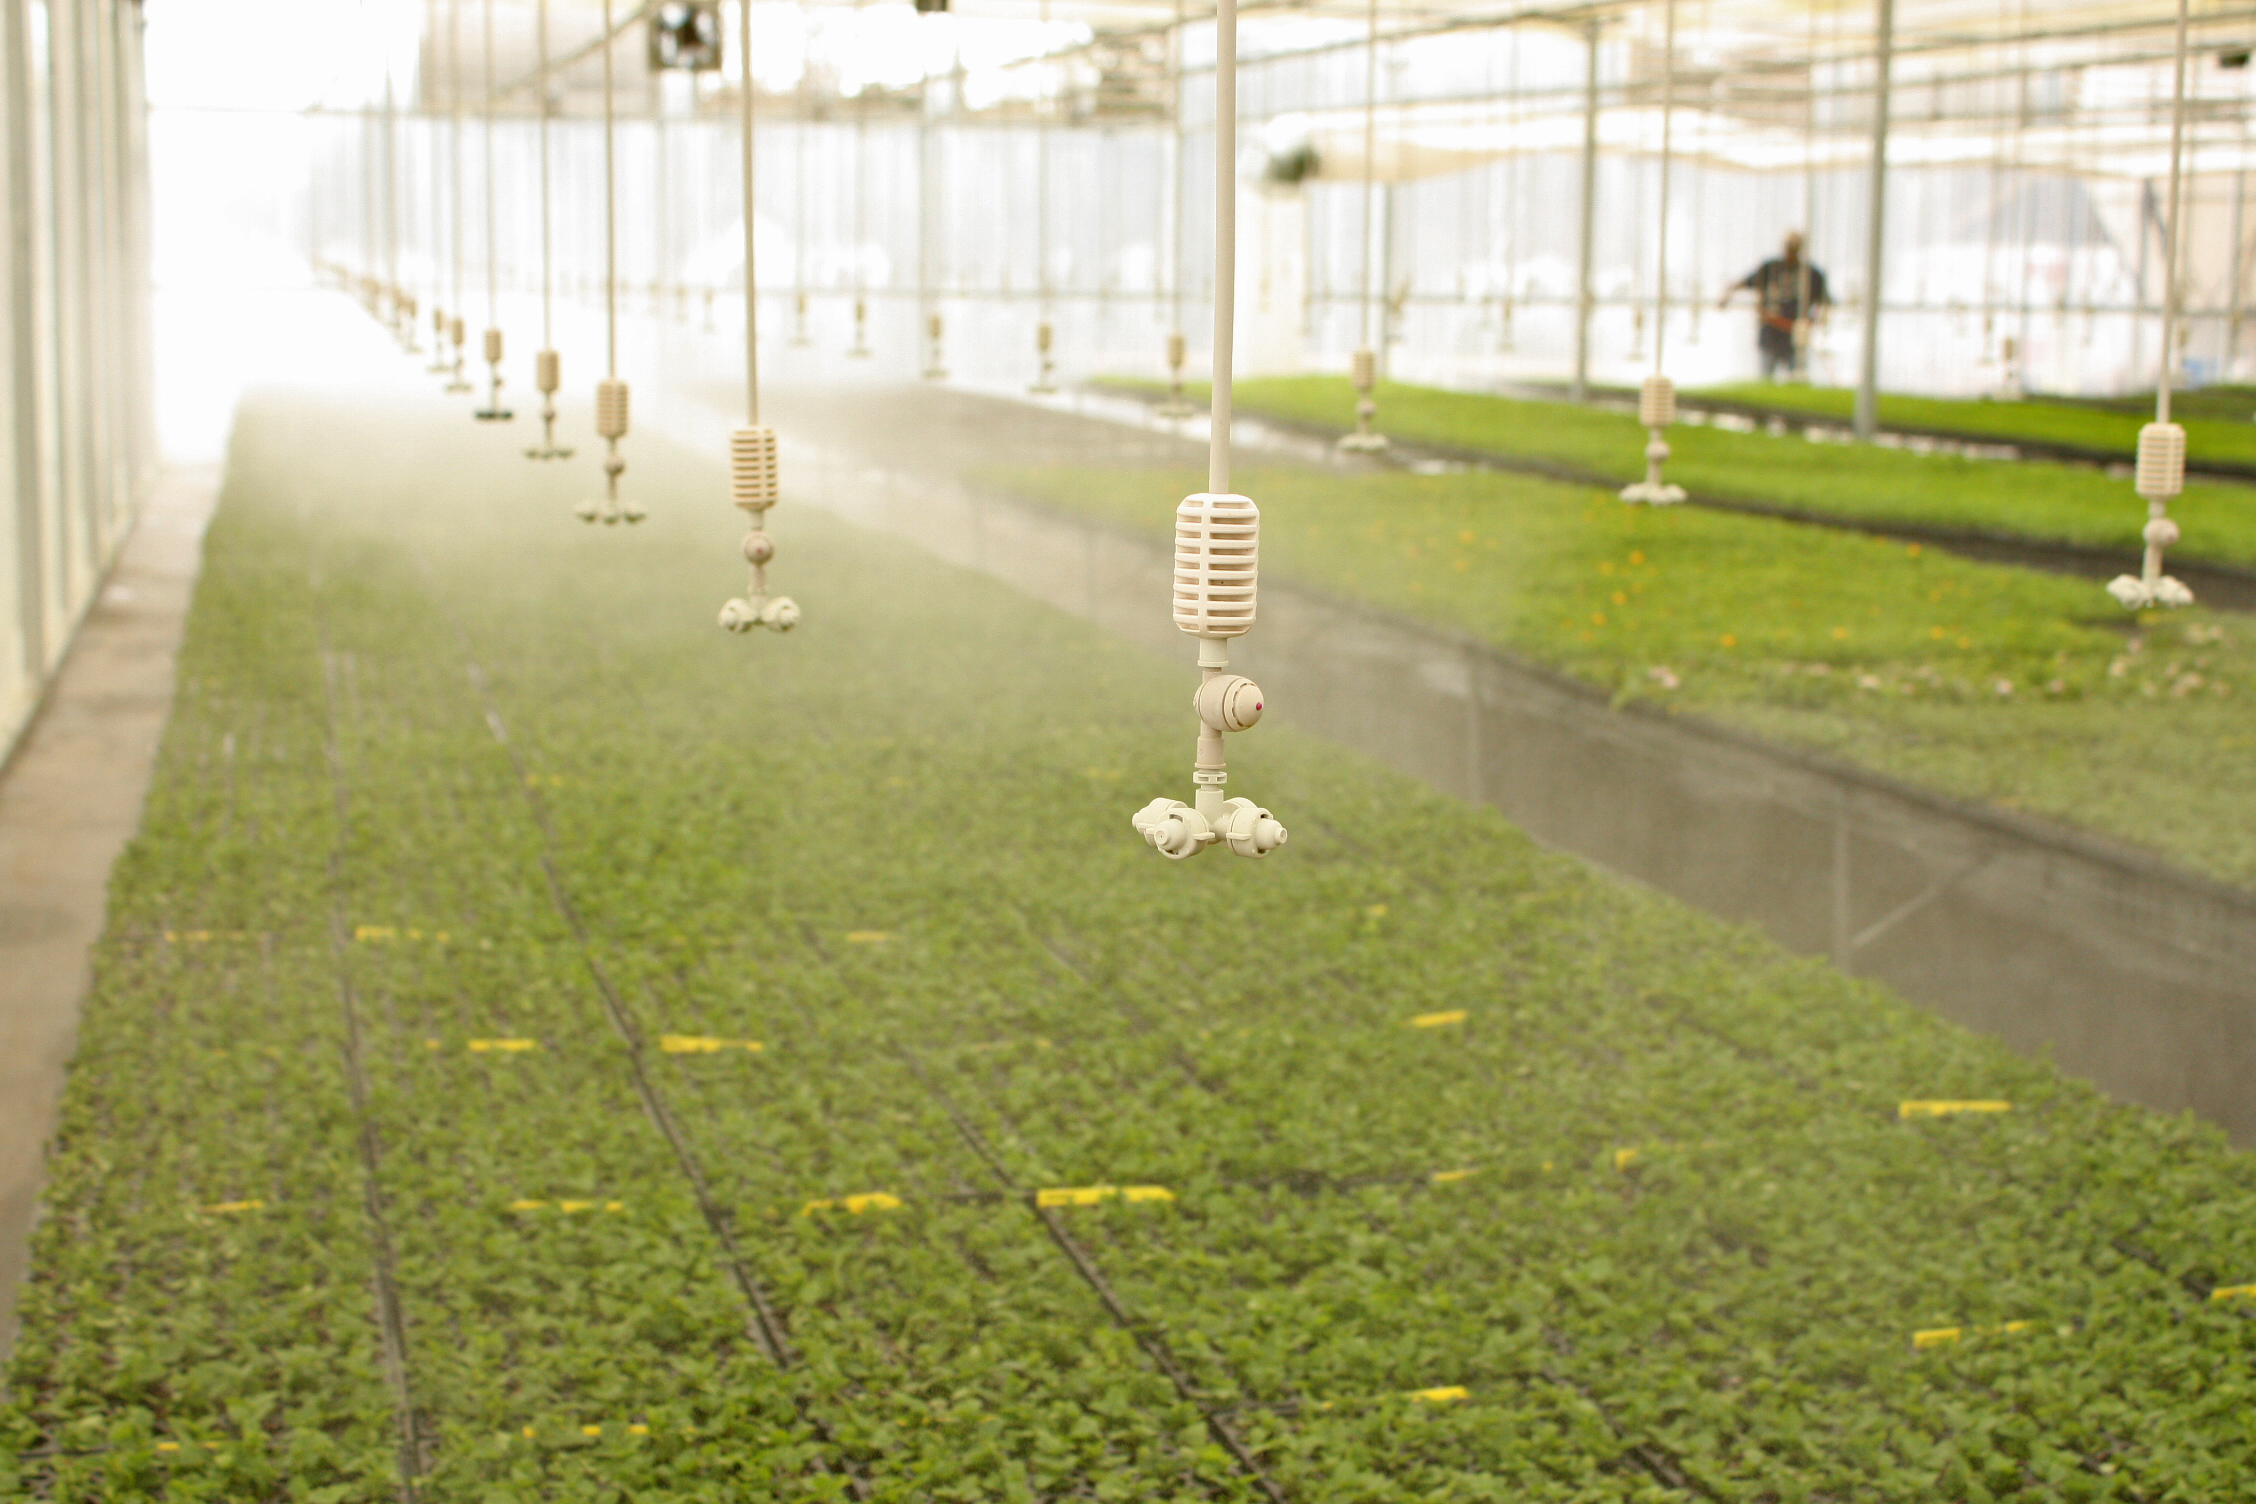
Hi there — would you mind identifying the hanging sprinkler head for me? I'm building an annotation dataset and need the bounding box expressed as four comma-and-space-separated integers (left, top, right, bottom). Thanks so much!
717, 426, 797, 632
2107, 423, 2194, 608
475, 327, 514, 421
399, 293, 422, 354
791, 291, 810, 347
716, 0, 797, 637
446, 317, 472, 392
848, 298, 871, 357
1157, 330, 1195, 418
575, 379, 643, 524
525, 349, 572, 460
923, 312, 947, 380
1030, 320, 1058, 394
427, 306, 453, 374
1130, 0, 1283, 863
1338, 347, 1388, 454
1620, 375, 1687, 504
2109, 0, 2196, 612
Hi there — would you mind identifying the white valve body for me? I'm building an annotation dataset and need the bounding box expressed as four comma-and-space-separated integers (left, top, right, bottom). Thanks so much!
1167, 331, 1187, 370
1351, 348, 1377, 392
1133, 493, 1284, 859
484, 327, 503, 364
719, 424, 794, 633
536, 349, 560, 395
1172, 493, 1258, 637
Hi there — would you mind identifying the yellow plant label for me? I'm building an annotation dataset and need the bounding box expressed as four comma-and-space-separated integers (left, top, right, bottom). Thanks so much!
659, 1035, 763, 1054
1914, 1319, 2033, 1349
1410, 1010, 1467, 1029
580, 1425, 602, 1437
845, 931, 893, 943
2209, 1283, 2256, 1302
1036, 1185, 1175, 1208
1430, 1169, 1478, 1184
203, 1199, 264, 1214
801, 1192, 905, 1216
510, 1199, 624, 1213
1899, 1100, 2011, 1119
469, 1039, 537, 1053
1409, 1386, 1469, 1404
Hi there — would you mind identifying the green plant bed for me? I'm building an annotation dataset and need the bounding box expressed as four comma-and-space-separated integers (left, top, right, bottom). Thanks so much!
987, 459, 2256, 888
1105, 374, 2256, 569
1693, 380, 2256, 467
10, 386, 2256, 1500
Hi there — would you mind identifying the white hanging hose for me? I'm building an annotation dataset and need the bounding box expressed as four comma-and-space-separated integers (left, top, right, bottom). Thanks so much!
445, 0, 471, 391
579, 0, 641, 523
1031, 0, 1057, 393
1131, 0, 1286, 864
1338, 0, 1387, 453
1622, 0, 1686, 505
1158, 0, 1193, 415
719, 0, 797, 634
527, 0, 570, 459
2109, 0, 2195, 610
474, 0, 513, 421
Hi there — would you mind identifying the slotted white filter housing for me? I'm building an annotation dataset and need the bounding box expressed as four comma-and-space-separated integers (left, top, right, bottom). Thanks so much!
731, 423, 779, 510
2137, 421, 2186, 501
596, 379, 629, 441
1639, 374, 1677, 429
1172, 492, 1258, 637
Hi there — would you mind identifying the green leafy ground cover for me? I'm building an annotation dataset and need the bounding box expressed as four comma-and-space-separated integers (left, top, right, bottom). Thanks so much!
1691, 382, 2256, 469
8, 387, 2256, 1500
987, 459, 2256, 888
1107, 376, 2256, 568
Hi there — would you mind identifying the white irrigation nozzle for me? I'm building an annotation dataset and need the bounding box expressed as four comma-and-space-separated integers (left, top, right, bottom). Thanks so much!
923, 312, 948, 380
475, 327, 514, 421
791, 291, 811, 348
1338, 347, 1388, 454
2107, 422, 2195, 609
1620, 374, 1688, 505
525, 349, 573, 460
703, 287, 717, 332
717, 424, 798, 633
446, 317, 472, 393
1030, 321, 1058, 395
1130, 493, 1286, 861
576, 378, 643, 525
399, 293, 422, 354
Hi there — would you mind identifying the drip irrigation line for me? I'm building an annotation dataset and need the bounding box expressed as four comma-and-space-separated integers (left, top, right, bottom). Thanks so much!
438, 635, 869, 1500
887, 1043, 1291, 1504
314, 644, 427, 1504
741, 0, 760, 423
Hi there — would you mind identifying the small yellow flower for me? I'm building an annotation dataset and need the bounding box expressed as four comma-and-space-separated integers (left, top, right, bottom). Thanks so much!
1719, 633, 1738, 648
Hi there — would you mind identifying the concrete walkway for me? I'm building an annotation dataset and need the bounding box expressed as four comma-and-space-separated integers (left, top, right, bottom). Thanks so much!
0, 466, 218, 1364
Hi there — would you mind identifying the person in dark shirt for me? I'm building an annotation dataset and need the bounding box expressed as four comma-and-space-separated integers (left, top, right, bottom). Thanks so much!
1719, 232, 1830, 380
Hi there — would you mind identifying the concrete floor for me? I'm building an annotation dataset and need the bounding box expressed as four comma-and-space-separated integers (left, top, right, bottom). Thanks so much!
0, 466, 218, 1364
